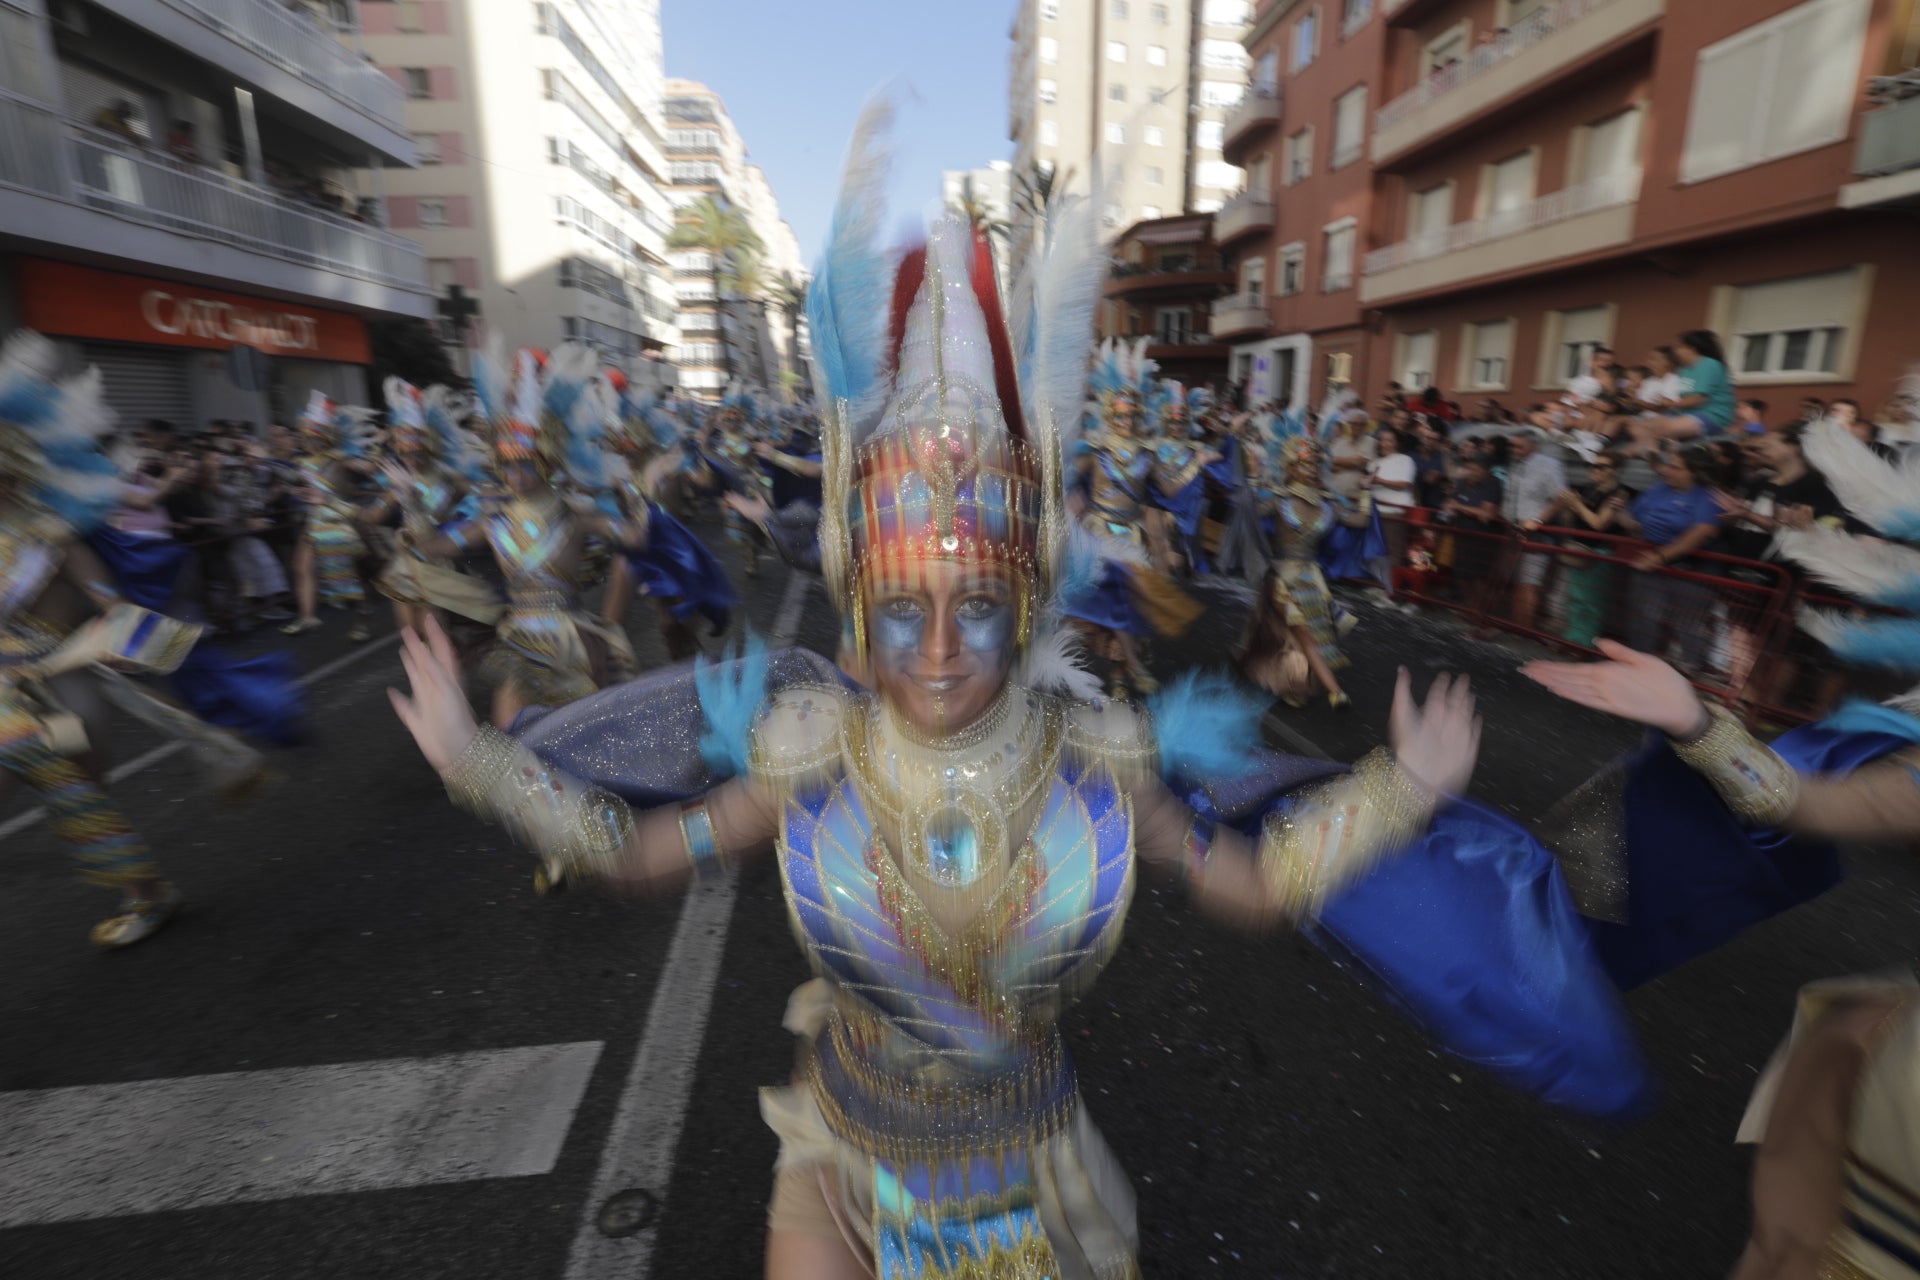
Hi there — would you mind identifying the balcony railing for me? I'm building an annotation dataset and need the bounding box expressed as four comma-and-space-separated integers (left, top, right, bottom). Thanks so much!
0, 97, 426, 293
1375, 0, 1628, 137
1362, 166, 1640, 275
1857, 91, 1920, 177
157, 0, 405, 135
1208, 291, 1271, 338
1222, 83, 1282, 155
1211, 191, 1276, 243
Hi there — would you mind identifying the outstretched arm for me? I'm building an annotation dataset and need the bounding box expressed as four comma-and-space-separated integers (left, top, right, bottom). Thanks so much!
390, 619, 778, 888
1133, 670, 1481, 929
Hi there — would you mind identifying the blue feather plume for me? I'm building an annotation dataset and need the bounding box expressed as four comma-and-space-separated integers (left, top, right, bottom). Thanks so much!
1801, 613, 1920, 672
806, 96, 893, 418
1146, 669, 1270, 783
695, 631, 770, 777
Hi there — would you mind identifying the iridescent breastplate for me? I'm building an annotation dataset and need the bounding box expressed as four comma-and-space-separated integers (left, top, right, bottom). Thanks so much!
1088, 443, 1150, 526
485, 504, 576, 605
403, 474, 456, 541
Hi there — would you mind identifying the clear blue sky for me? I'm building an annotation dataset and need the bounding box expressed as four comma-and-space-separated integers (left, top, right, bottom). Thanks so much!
660, 0, 1016, 267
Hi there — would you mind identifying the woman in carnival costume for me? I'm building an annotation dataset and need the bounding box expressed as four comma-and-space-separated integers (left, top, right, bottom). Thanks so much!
1528, 412, 1920, 1280
1066, 339, 1203, 697
0, 333, 290, 946
359, 377, 502, 638
387, 109, 1657, 1278
699, 386, 775, 577
281, 389, 379, 640
1239, 431, 1355, 709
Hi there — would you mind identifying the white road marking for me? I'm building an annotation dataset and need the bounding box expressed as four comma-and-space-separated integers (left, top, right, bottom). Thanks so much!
563, 570, 814, 1280
0, 632, 402, 841
0, 1040, 602, 1227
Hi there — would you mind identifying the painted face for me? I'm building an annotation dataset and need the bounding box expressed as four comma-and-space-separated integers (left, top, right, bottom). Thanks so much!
866, 559, 1018, 736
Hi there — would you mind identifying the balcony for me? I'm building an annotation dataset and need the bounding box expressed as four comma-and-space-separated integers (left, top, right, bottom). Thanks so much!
1360, 167, 1639, 303
1103, 260, 1236, 298
99, 0, 410, 160
1208, 292, 1272, 339
1221, 85, 1282, 162
0, 97, 430, 315
1371, 0, 1664, 166
1841, 85, 1920, 210
1211, 192, 1276, 246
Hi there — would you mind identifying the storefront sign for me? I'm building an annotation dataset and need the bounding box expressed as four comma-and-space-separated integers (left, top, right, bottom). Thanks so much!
14, 259, 372, 363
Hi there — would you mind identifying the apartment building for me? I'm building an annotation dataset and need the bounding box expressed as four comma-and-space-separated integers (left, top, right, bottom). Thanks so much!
1217, 0, 1386, 407
1007, 0, 1253, 278
662, 79, 806, 400
0, 0, 431, 428
359, 0, 680, 385
1097, 213, 1237, 386
1227, 0, 1920, 413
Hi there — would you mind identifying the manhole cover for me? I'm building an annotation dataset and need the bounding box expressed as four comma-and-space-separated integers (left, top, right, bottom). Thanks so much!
596, 1188, 660, 1238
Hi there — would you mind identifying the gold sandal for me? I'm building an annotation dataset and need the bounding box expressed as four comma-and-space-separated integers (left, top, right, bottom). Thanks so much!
90, 884, 182, 949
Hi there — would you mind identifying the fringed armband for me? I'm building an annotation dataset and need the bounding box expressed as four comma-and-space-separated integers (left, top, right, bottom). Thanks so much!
1668, 705, 1800, 827
443, 727, 637, 880
1257, 749, 1437, 920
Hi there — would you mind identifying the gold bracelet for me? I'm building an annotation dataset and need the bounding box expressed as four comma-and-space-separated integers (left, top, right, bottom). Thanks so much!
1667, 705, 1800, 826
1258, 748, 1436, 920
443, 726, 637, 880
680, 799, 730, 881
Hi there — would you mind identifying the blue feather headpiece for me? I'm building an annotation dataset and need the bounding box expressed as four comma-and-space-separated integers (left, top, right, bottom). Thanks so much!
0, 330, 123, 533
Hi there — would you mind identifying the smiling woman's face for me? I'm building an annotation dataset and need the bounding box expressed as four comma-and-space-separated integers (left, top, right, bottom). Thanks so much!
866, 559, 1018, 735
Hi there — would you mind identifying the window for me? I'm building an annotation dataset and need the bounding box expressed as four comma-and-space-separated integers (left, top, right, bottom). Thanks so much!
1109, 162, 1127, 184
1108, 41, 1129, 62
1041, 0, 1059, 18
1241, 254, 1267, 296
1462, 319, 1514, 389
1292, 9, 1319, 70
1198, 81, 1245, 108
1579, 109, 1642, 183
1039, 78, 1058, 104
403, 67, 432, 99
1484, 150, 1536, 222
1039, 36, 1059, 63
1040, 120, 1059, 146
1197, 120, 1225, 151
418, 198, 449, 226
1410, 184, 1451, 243
1204, 0, 1253, 23
1141, 204, 1162, 219
1426, 26, 1467, 72
1342, 0, 1373, 36
1109, 84, 1128, 102
1284, 127, 1313, 184
1113, 0, 1130, 16
547, 136, 566, 164
1106, 123, 1127, 144
1146, 165, 1164, 185
1144, 125, 1165, 146
1323, 219, 1356, 291
1147, 44, 1168, 66
1682, 0, 1869, 183
1279, 243, 1305, 295
1155, 307, 1193, 345
1246, 154, 1271, 191
412, 132, 442, 164
1254, 51, 1280, 93
1725, 267, 1866, 379
1550, 306, 1613, 384
396, 0, 422, 32
1201, 39, 1249, 70
1151, 3, 1169, 23
1502, 0, 1551, 23
1395, 330, 1438, 391
1331, 86, 1367, 168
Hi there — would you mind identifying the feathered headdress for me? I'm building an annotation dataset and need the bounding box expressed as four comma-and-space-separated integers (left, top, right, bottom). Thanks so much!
421, 384, 488, 486
0, 330, 123, 532
383, 377, 429, 449
299, 387, 379, 459
1087, 337, 1156, 432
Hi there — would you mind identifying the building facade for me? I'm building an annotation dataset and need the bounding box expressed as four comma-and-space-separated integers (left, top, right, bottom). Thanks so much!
1007, 0, 1253, 277
0, 0, 432, 428
1097, 213, 1237, 387
359, 0, 680, 387
1227, 0, 1920, 415
662, 79, 806, 400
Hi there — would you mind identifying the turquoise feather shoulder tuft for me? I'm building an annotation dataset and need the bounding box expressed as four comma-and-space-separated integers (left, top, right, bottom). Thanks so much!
1145, 669, 1270, 783
695, 632, 770, 777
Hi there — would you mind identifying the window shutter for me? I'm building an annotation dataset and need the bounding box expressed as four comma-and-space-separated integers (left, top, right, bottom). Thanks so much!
1765, 0, 1870, 158
1560, 306, 1610, 347
1733, 269, 1855, 333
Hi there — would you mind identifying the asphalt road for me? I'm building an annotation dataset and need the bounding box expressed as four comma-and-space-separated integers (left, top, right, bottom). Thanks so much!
4, 524, 1918, 1280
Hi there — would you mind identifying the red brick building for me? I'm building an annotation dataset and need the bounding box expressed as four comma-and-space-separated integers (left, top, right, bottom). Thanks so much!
1225, 0, 1920, 418
1097, 214, 1238, 389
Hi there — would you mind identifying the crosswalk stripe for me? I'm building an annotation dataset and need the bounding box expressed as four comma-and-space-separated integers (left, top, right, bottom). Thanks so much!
0, 1040, 602, 1227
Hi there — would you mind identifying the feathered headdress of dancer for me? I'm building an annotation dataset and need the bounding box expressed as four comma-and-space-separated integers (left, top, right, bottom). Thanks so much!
383, 376, 430, 452
1770, 413, 1920, 699
421, 384, 488, 486
0, 330, 122, 532
538, 342, 618, 493
1087, 337, 1156, 435
1145, 378, 1184, 436
299, 388, 379, 459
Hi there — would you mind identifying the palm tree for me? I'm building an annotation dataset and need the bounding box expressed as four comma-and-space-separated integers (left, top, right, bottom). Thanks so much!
667, 196, 764, 389
949, 175, 1011, 246
772, 272, 807, 399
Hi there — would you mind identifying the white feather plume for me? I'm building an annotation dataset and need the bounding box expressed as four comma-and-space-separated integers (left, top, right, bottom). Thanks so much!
1770, 523, 1920, 609
1017, 620, 1102, 701
1796, 417, 1920, 540
1011, 190, 1104, 465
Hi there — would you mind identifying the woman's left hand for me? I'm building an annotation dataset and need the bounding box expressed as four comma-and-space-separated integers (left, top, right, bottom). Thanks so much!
1389, 667, 1481, 798
1521, 639, 1706, 737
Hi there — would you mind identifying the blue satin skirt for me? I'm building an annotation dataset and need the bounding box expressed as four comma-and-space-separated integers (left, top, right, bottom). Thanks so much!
623, 503, 737, 631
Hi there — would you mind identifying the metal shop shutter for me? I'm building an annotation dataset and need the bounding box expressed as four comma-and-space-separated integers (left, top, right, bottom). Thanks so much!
80, 343, 194, 431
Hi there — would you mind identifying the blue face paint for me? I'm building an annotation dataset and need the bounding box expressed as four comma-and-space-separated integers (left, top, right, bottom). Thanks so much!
872, 600, 926, 654
955, 599, 1014, 655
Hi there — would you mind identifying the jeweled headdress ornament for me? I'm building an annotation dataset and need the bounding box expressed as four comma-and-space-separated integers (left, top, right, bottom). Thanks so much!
807, 100, 1106, 683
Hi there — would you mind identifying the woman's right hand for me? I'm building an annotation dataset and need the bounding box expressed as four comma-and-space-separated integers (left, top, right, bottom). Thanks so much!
1389, 668, 1481, 798
1520, 640, 1707, 738
387, 617, 479, 774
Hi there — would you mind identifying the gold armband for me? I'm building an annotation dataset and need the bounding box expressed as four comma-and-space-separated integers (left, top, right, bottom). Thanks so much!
1668, 704, 1800, 827
1258, 748, 1437, 921
679, 799, 731, 881
443, 726, 636, 880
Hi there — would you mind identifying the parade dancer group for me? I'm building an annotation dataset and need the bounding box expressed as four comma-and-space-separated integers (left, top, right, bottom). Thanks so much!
5, 102, 1917, 1280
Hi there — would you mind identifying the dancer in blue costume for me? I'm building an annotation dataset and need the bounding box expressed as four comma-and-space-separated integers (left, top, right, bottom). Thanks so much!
1527, 412, 1920, 1280
0, 332, 287, 946
389, 113, 1653, 1278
